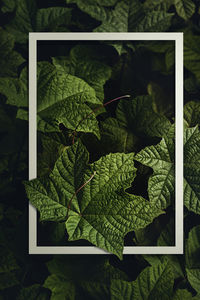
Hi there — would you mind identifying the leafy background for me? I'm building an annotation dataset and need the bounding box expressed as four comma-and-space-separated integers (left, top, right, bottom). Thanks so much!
1, 0, 200, 298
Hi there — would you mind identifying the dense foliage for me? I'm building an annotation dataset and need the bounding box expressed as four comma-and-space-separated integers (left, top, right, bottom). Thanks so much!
1, 0, 200, 299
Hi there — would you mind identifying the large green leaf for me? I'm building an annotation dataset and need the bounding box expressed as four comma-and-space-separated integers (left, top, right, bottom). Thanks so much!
16, 62, 101, 137
73, 0, 173, 32
111, 259, 174, 299
175, 0, 196, 20
136, 126, 200, 213
24, 140, 162, 259
44, 256, 126, 300
4, 0, 72, 43
52, 45, 111, 102
116, 95, 171, 139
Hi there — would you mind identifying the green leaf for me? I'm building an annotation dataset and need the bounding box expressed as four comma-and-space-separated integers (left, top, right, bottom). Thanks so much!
99, 118, 138, 153
52, 45, 111, 102
0, 247, 19, 274
44, 275, 75, 300
116, 95, 171, 139
35, 7, 72, 32
73, 0, 173, 32
184, 34, 200, 83
175, 0, 196, 20
111, 259, 174, 299
44, 256, 127, 299
135, 136, 174, 209
24, 140, 162, 259
37, 62, 100, 136
0, 29, 25, 77
186, 268, 200, 294
144, 0, 174, 12
184, 101, 200, 127
0, 272, 19, 291
136, 126, 200, 212
0, 67, 28, 107
4, 0, 72, 43
172, 289, 193, 300
16, 62, 101, 137
186, 225, 200, 269
17, 284, 50, 300
157, 217, 175, 246
184, 127, 200, 214
1, 0, 16, 13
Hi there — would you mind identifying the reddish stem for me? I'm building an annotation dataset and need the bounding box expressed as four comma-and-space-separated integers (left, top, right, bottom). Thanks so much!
66, 171, 96, 218
72, 94, 131, 144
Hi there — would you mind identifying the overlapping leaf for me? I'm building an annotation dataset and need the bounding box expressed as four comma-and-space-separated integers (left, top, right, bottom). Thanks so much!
72, 0, 173, 32
15, 62, 101, 137
0, 29, 25, 77
111, 259, 174, 300
52, 45, 112, 102
116, 95, 171, 139
136, 126, 200, 214
3, 0, 72, 43
135, 132, 175, 209
184, 126, 200, 214
24, 140, 162, 259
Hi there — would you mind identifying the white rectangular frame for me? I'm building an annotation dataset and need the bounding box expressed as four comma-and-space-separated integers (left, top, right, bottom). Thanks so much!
29, 32, 183, 255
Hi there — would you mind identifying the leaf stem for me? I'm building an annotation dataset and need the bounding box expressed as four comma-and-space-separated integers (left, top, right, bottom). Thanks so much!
72, 94, 131, 144
66, 171, 96, 218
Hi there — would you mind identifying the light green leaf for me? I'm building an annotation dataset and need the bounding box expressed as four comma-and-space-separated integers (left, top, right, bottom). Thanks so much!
175, 0, 196, 20
116, 95, 171, 139
24, 141, 162, 259
184, 127, 200, 214
52, 45, 111, 102
136, 126, 200, 212
135, 135, 174, 209
184, 101, 200, 127
17, 62, 101, 137
111, 259, 174, 300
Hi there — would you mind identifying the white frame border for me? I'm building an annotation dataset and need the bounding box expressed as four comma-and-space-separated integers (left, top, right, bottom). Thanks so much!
29, 32, 183, 255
